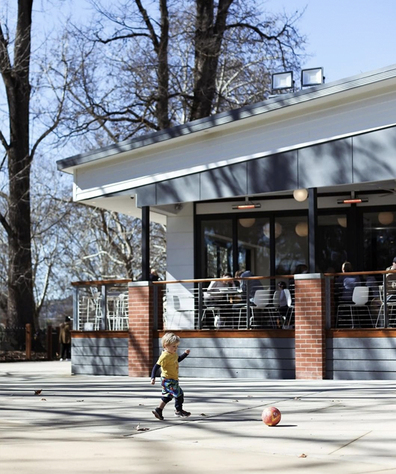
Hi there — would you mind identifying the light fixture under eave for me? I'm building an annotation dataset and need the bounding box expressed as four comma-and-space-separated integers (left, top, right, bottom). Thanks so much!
239, 218, 256, 228
293, 188, 308, 202
378, 211, 394, 225
295, 222, 308, 237
271, 71, 294, 93
337, 197, 368, 204
301, 67, 325, 87
232, 197, 261, 210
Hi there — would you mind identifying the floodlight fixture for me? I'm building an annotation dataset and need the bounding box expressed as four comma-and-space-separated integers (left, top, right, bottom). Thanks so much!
271, 71, 294, 93
301, 67, 325, 87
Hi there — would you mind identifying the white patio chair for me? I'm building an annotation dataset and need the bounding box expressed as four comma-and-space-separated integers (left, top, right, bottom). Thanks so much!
202, 291, 220, 328
238, 289, 276, 329
375, 285, 396, 328
336, 286, 372, 328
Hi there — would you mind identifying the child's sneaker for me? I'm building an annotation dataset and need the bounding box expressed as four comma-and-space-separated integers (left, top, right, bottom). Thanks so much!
174, 409, 191, 417
152, 408, 164, 420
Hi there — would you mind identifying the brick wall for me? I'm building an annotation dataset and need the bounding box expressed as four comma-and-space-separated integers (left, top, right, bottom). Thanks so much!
294, 274, 326, 379
128, 282, 154, 376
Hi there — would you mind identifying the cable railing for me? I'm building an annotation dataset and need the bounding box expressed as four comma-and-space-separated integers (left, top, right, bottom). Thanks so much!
326, 270, 396, 329
153, 275, 295, 331
72, 280, 131, 331
71, 271, 396, 332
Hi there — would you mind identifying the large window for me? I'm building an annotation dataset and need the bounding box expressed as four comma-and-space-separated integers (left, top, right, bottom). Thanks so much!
363, 211, 396, 271
317, 214, 348, 273
237, 217, 270, 275
275, 216, 308, 274
198, 207, 396, 278
201, 219, 233, 278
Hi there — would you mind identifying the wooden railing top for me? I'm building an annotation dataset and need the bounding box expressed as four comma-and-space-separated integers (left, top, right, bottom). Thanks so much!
71, 270, 396, 287
71, 279, 132, 287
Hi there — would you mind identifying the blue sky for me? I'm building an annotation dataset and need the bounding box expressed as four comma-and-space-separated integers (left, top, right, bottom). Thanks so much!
266, 0, 396, 82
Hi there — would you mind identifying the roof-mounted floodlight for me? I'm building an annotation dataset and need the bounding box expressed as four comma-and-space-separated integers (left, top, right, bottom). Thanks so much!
271, 71, 294, 93
301, 67, 325, 87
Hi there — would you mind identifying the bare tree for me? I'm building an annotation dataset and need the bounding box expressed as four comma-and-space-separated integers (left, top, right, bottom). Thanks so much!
54, 0, 306, 147
0, 1, 68, 329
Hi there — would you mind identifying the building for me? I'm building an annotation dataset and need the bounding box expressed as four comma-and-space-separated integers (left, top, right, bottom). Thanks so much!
58, 64, 396, 380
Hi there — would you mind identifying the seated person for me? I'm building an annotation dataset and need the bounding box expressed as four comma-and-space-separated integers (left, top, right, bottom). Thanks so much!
233, 270, 244, 288
276, 281, 289, 318
207, 273, 235, 291
336, 261, 360, 302
386, 257, 396, 300
239, 270, 263, 303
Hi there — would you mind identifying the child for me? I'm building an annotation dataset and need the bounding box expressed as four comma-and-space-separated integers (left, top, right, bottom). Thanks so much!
150, 332, 191, 420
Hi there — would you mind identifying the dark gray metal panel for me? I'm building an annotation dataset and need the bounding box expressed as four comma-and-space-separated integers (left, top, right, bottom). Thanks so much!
200, 163, 247, 199
156, 174, 200, 205
181, 357, 293, 370
332, 359, 396, 371
326, 337, 396, 380
299, 138, 353, 188
327, 347, 396, 360
327, 370, 396, 380
329, 337, 396, 349
135, 184, 157, 206
179, 367, 295, 378
248, 152, 298, 194
176, 347, 294, 358
72, 365, 128, 376
71, 338, 128, 376
72, 338, 128, 348
175, 338, 295, 349
72, 355, 128, 366
353, 126, 396, 182
154, 337, 295, 379
72, 346, 128, 357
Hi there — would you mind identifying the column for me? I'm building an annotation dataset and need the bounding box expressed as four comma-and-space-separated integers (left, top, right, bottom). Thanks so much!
294, 273, 326, 379
128, 281, 154, 377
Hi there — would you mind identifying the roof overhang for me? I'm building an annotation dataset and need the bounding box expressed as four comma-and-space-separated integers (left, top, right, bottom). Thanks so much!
57, 63, 396, 216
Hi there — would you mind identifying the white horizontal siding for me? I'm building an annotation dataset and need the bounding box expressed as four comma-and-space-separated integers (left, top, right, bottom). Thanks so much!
166, 204, 194, 281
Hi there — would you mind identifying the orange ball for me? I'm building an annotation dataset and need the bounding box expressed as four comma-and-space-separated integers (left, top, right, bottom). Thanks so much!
262, 406, 281, 426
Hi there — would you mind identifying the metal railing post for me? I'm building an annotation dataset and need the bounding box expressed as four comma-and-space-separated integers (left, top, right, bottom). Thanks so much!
101, 284, 107, 329
246, 280, 251, 329
198, 283, 203, 329
383, 273, 389, 328
73, 286, 79, 330
325, 275, 332, 329
153, 284, 158, 331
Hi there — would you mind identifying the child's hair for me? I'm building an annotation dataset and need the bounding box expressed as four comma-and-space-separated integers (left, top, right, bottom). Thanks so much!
162, 332, 180, 348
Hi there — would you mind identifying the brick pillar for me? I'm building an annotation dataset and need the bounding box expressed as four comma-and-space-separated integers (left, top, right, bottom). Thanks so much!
128, 282, 154, 377
294, 273, 326, 380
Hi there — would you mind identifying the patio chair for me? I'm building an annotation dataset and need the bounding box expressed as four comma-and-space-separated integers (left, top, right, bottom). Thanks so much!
201, 291, 220, 328
336, 286, 372, 328
375, 285, 396, 328
238, 289, 276, 329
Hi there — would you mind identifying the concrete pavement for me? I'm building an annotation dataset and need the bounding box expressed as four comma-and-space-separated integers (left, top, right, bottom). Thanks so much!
1, 361, 396, 473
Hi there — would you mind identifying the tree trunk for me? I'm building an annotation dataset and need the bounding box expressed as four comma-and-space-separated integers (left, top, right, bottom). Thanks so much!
155, 0, 170, 130
190, 0, 233, 121
0, 0, 36, 329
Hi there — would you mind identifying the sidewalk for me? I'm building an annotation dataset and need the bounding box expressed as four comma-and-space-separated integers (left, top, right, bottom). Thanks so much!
1, 361, 396, 473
